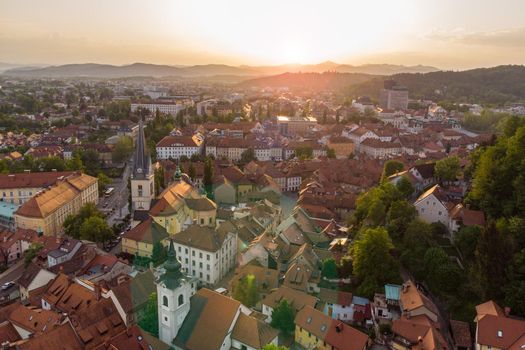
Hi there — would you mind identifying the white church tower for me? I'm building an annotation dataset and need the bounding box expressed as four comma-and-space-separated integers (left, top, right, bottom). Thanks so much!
131, 119, 155, 211
156, 239, 195, 345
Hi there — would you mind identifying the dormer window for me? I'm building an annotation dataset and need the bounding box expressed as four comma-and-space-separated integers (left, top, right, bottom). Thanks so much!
498, 330, 503, 338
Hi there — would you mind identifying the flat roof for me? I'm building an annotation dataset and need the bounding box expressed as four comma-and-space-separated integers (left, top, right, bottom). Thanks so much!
0, 201, 19, 218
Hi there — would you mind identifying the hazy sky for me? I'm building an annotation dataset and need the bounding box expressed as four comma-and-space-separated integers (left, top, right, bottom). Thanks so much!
1, 0, 525, 69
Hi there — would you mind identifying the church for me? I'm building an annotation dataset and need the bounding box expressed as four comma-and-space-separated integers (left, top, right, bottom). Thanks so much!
156, 240, 279, 349
131, 119, 217, 234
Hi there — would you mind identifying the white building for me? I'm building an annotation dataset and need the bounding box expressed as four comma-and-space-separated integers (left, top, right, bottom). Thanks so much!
156, 240, 197, 345
156, 135, 204, 160
172, 224, 237, 286
413, 185, 451, 226
131, 102, 188, 116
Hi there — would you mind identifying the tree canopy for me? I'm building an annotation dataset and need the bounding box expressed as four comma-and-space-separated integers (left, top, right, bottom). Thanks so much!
270, 299, 295, 334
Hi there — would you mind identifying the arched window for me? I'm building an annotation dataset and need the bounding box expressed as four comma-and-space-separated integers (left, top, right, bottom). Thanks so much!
163, 295, 168, 307
178, 294, 184, 306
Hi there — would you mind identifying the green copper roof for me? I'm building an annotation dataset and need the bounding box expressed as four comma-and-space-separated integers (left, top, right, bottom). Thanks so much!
159, 239, 184, 289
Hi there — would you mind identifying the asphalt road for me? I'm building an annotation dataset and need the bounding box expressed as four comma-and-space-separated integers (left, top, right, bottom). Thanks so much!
0, 260, 25, 286
99, 160, 132, 226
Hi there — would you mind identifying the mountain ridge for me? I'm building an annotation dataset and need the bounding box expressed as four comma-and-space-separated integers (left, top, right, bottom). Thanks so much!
2, 62, 439, 78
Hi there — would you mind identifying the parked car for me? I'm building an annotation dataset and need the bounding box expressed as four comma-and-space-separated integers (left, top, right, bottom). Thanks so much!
1, 281, 14, 290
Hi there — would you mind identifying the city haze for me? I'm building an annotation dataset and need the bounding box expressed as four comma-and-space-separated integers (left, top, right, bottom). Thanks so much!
2, 0, 525, 69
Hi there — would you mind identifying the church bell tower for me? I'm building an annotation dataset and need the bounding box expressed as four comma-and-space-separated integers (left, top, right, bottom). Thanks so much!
131, 119, 155, 211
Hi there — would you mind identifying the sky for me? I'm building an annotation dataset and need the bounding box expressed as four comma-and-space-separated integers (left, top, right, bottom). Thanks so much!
1, 0, 525, 69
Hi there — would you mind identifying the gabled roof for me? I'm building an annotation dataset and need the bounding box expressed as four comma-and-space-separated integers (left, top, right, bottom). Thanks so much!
261, 285, 317, 312
232, 312, 278, 349
295, 306, 369, 350
172, 224, 230, 252
174, 288, 240, 350
122, 217, 169, 244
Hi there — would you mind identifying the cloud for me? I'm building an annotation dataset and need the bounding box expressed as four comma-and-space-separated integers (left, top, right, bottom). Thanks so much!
426, 27, 525, 48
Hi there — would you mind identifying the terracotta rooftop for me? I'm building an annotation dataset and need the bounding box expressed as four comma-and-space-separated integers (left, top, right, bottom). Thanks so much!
0, 171, 75, 190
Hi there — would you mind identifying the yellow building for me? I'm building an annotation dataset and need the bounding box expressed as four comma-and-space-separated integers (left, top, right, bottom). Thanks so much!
327, 136, 356, 159
295, 306, 368, 350
14, 172, 98, 236
0, 171, 77, 205
149, 171, 217, 235
121, 217, 170, 258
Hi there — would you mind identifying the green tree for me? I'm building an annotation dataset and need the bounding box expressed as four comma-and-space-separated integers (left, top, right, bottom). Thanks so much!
400, 219, 434, 280
81, 149, 101, 176
240, 148, 257, 164
326, 148, 336, 159
386, 200, 416, 239
381, 160, 404, 182
151, 242, 168, 267
504, 249, 525, 316
188, 163, 196, 181
97, 172, 111, 195
233, 274, 259, 307
395, 177, 414, 198
138, 293, 159, 337
321, 258, 339, 279
63, 203, 103, 238
24, 243, 43, 267
435, 156, 460, 183
112, 136, 134, 163
66, 151, 84, 171
270, 299, 295, 334
423, 247, 461, 294
203, 157, 214, 197
262, 345, 289, 350
294, 146, 313, 160
475, 222, 513, 300
352, 227, 399, 297
79, 216, 113, 244
454, 225, 482, 263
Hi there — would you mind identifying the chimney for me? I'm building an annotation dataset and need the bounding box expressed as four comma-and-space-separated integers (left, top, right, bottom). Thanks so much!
504, 307, 511, 317
418, 336, 423, 343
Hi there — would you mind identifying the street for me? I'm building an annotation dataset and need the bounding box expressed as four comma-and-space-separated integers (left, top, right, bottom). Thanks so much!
0, 260, 25, 286
98, 160, 132, 227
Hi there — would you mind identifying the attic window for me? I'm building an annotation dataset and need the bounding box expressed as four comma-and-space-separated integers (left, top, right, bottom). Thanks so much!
306, 317, 312, 324
498, 330, 503, 338
321, 324, 327, 332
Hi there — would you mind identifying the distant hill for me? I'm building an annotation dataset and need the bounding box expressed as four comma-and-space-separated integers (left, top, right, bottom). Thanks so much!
2, 61, 439, 78
238, 72, 375, 91
347, 65, 525, 104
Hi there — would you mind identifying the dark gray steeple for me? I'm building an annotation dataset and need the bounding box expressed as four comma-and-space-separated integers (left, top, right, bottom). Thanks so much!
133, 119, 151, 180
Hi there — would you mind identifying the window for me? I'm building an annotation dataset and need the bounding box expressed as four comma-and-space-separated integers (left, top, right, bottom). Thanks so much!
199, 252, 203, 259
178, 294, 184, 306
178, 246, 181, 252
138, 185, 143, 197
192, 251, 195, 257
199, 262, 203, 268
206, 264, 210, 271
206, 254, 210, 261
200, 218, 204, 225
163, 295, 168, 307
206, 274, 210, 281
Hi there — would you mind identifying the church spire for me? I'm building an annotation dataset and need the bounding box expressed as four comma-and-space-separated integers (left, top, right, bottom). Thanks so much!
133, 118, 151, 180
159, 239, 183, 289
